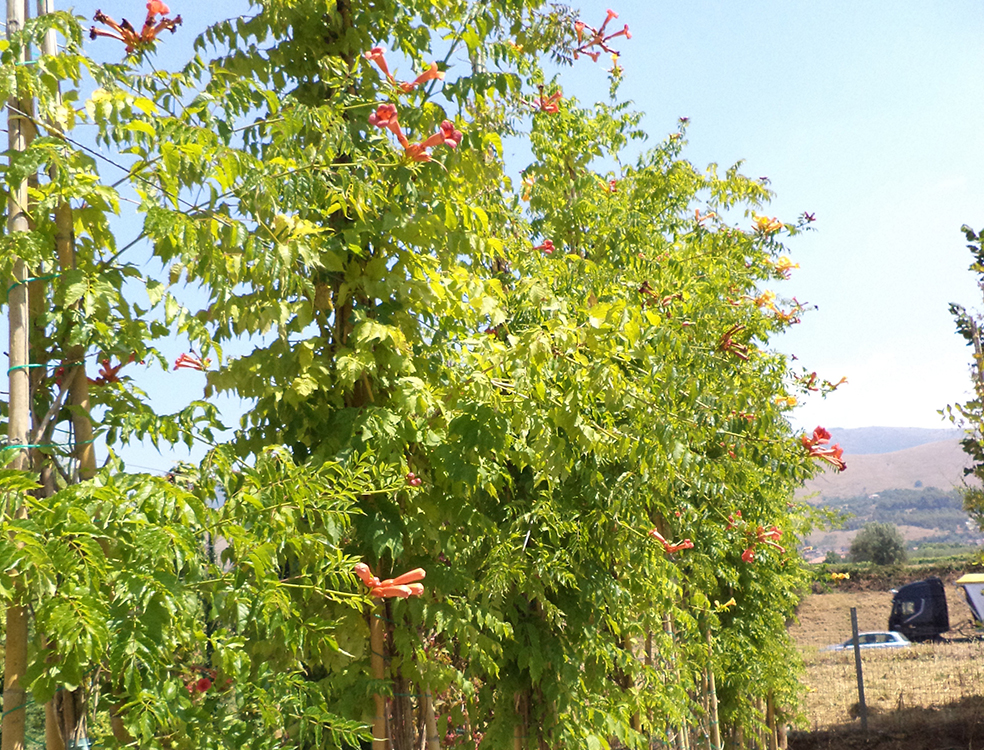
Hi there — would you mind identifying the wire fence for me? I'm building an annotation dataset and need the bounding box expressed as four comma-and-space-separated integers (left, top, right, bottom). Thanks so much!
799, 638, 984, 732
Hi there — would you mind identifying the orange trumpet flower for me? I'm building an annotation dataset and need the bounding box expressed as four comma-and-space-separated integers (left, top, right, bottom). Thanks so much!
649, 528, 694, 554
356, 562, 426, 599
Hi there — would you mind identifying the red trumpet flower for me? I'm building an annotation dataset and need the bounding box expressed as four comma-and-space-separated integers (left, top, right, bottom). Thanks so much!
364, 47, 393, 82
174, 352, 210, 371
368, 103, 406, 147
718, 324, 750, 361
800, 426, 831, 449
364, 48, 445, 93
808, 444, 847, 472
403, 120, 463, 162
400, 63, 445, 93
535, 88, 563, 113
89, 353, 140, 385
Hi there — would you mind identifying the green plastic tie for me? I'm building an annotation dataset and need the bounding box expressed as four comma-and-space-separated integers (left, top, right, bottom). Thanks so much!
6, 363, 46, 374
7, 272, 62, 294
0, 698, 32, 718
7, 437, 96, 450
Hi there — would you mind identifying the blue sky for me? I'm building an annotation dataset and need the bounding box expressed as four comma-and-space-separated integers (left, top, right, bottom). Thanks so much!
30, 1, 984, 470
565, 1, 984, 432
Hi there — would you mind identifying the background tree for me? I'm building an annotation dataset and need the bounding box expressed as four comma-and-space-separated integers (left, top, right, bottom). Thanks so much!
848, 522, 907, 565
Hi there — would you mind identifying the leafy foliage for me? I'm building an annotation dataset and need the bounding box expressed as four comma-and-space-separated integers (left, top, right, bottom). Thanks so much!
0, 0, 834, 747
0, 448, 379, 749
948, 225, 984, 535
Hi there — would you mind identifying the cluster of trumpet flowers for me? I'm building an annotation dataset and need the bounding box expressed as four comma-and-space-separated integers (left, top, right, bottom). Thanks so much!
645, 510, 793, 565
90, 1, 182, 54
801, 425, 846, 472
534, 87, 563, 113
752, 213, 783, 235
368, 103, 462, 163
363, 47, 463, 163
355, 562, 425, 599
773, 256, 799, 279
726, 511, 786, 563
89, 354, 141, 385
574, 9, 630, 62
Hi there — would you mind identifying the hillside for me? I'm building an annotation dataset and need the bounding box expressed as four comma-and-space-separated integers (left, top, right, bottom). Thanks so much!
823, 426, 961, 455
797, 431, 981, 558
799, 438, 974, 500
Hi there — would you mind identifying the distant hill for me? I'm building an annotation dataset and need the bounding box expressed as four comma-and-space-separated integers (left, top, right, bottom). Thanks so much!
800, 438, 974, 500
797, 427, 981, 558
824, 426, 962, 455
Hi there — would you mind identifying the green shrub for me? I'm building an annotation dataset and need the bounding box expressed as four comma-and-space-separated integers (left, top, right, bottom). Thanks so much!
848, 523, 908, 565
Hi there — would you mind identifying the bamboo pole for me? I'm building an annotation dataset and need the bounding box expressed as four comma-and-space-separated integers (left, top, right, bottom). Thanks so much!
623, 634, 642, 733
3, 0, 33, 747
371, 606, 388, 749
423, 686, 441, 750
706, 630, 720, 750
755, 697, 765, 750
766, 692, 777, 750
35, 2, 95, 745
36, 0, 93, 483
664, 614, 689, 750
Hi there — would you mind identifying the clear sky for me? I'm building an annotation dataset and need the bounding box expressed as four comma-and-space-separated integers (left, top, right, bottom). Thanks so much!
563, 0, 984, 432
29, 1, 984, 470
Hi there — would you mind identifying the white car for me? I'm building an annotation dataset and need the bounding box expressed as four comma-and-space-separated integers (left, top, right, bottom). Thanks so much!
826, 631, 911, 651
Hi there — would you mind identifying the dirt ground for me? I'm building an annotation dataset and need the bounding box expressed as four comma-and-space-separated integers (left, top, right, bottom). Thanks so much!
788, 586, 984, 750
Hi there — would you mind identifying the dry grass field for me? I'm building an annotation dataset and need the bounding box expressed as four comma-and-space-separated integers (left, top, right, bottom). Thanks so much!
789, 588, 984, 749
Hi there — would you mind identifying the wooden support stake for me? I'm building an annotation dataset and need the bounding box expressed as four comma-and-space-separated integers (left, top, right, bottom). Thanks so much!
3, 1, 33, 749
706, 630, 721, 750
371, 607, 388, 749
755, 697, 765, 750
850, 607, 868, 733
766, 691, 777, 750
423, 687, 441, 750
